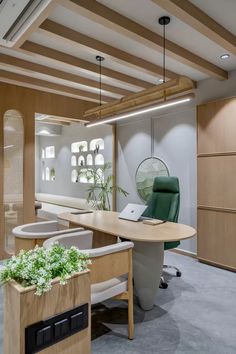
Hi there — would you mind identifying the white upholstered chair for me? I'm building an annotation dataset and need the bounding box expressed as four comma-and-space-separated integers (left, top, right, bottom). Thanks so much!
43, 233, 134, 339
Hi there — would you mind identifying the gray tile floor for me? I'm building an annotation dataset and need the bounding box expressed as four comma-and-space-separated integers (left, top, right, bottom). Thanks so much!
1, 252, 236, 354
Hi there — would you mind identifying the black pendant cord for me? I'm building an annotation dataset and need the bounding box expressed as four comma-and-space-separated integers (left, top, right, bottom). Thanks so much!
163, 22, 166, 84
99, 58, 102, 106
96, 55, 105, 116
158, 16, 170, 100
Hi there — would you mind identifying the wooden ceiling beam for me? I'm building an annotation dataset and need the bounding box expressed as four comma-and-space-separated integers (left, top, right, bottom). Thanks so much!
0, 53, 131, 97
152, 0, 236, 56
61, 0, 228, 80
39, 19, 179, 80
20, 41, 153, 90
0, 69, 113, 103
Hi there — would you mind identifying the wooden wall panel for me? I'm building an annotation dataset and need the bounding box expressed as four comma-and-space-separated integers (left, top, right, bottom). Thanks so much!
198, 209, 236, 270
197, 97, 236, 155
198, 155, 236, 209
197, 96, 236, 271
0, 82, 96, 259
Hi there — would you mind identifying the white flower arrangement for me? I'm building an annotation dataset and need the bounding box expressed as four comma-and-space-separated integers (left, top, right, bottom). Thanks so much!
0, 244, 91, 296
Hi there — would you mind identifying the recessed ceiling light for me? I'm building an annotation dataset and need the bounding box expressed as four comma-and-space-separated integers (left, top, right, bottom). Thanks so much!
220, 54, 230, 60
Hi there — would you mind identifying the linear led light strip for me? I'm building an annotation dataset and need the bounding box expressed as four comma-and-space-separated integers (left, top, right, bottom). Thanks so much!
86, 94, 194, 127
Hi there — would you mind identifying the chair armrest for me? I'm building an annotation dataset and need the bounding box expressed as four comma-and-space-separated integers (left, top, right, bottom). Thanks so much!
43, 230, 93, 250
80, 241, 134, 258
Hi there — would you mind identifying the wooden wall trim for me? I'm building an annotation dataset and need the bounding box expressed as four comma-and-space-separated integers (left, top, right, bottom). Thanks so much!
198, 205, 236, 214
198, 257, 236, 273
198, 151, 236, 157
112, 125, 117, 212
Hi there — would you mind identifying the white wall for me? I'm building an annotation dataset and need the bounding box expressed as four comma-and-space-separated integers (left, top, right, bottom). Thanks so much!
117, 106, 197, 254
117, 69, 236, 255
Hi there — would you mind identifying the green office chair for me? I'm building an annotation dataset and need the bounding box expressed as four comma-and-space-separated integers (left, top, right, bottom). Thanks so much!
142, 176, 181, 289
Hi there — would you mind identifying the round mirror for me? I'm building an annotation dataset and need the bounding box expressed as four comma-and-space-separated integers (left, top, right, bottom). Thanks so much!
135, 157, 169, 202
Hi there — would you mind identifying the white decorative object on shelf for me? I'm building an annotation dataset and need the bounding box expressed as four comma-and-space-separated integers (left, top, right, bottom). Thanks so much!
71, 141, 88, 153
71, 169, 78, 183
90, 138, 104, 151
45, 146, 55, 158
86, 154, 93, 166
42, 168, 45, 181
71, 155, 76, 166
42, 149, 45, 159
78, 156, 85, 166
95, 154, 104, 165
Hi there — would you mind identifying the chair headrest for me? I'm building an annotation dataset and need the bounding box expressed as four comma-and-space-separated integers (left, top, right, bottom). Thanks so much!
153, 176, 179, 193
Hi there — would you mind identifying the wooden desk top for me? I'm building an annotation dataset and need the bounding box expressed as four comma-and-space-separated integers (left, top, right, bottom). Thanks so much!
59, 211, 196, 243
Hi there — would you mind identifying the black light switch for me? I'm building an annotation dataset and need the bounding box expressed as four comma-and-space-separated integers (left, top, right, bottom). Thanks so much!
54, 318, 69, 339
36, 326, 51, 347
36, 329, 44, 347
71, 312, 83, 331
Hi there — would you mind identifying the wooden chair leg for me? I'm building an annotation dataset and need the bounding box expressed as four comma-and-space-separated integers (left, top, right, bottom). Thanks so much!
128, 248, 134, 339
128, 297, 134, 340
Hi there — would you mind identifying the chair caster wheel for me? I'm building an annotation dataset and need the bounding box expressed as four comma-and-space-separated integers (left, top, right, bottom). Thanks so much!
176, 271, 181, 277
159, 282, 168, 289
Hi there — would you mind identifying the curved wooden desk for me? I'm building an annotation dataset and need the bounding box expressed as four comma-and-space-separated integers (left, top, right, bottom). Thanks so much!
59, 211, 196, 310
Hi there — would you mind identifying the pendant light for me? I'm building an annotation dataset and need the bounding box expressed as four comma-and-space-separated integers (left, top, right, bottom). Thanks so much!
158, 16, 170, 85
86, 17, 194, 127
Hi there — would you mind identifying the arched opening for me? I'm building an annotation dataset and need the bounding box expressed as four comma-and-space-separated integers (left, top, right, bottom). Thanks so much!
45, 167, 50, 181
3, 109, 24, 254
71, 141, 88, 153
95, 153, 104, 166
78, 155, 85, 166
86, 154, 93, 166
71, 155, 76, 166
90, 138, 104, 151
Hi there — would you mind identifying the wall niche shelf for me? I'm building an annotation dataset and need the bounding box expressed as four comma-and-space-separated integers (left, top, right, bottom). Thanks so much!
71, 141, 88, 153
71, 138, 105, 184
41, 145, 56, 181
90, 138, 104, 152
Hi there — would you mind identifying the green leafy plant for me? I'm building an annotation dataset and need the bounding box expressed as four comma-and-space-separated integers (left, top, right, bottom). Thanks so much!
0, 244, 90, 296
79, 162, 129, 210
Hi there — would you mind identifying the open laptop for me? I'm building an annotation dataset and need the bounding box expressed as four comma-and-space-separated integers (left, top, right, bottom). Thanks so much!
118, 203, 148, 222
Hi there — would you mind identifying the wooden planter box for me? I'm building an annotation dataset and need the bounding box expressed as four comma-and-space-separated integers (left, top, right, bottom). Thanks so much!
4, 271, 91, 354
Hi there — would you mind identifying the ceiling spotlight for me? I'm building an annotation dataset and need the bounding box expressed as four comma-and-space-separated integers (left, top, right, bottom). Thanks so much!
220, 54, 230, 60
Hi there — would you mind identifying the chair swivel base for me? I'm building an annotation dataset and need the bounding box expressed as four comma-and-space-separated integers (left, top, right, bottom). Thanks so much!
159, 265, 182, 289
163, 265, 182, 277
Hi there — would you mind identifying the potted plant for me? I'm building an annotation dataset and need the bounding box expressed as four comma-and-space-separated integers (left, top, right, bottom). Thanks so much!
79, 162, 129, 210
1, 244, 91, 354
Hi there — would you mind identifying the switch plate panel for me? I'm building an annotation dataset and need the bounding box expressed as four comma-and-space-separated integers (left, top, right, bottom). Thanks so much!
25, 303, 88, 354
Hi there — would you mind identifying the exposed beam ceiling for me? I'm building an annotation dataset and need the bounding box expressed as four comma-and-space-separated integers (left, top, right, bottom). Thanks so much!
20, 41, 153, 89
152, 0, 236, 56
39, 19, 179, 79
59, 0, 227, 80
0, 69, 113, 102
0, 53, 131, 96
